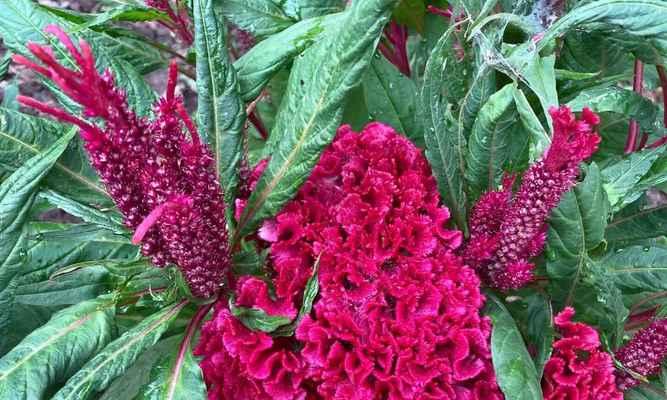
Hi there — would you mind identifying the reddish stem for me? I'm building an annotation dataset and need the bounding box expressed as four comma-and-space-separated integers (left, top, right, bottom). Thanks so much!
248, 111, 269, 140
656, 65, 667, 128
168, 302, 214, 396
624, 59, 644, 154
626, 307, 658, 331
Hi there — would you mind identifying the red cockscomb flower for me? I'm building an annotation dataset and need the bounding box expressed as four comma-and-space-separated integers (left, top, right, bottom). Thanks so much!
615, 318, 667, 390
14, 26, 229, 298
463, 106, 600, 290
542, 307, 623, 400
196, 123, 502, 399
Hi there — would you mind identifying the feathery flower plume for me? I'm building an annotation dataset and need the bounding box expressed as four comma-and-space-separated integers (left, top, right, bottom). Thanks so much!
463, 106, 600, 290
614, 318, 667, 390
196, 123, 502, 399
145, 0, 193, 45
14, 26, 229, 298
542, 307, 623, 400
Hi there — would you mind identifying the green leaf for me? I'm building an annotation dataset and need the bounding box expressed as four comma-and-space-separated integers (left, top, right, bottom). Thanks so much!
601, 147, 666, 211
484, 294, 543, 400
194, 0, 246, 218
0, 54, 10, 79
603, 245, 667, 293
273, 259, 319, 337
79, 5, 167, 29
232, 241, 268, 276
0, 0, 159, 114
0, 108, 109, 205
230, 298, 292, 333
39, 189, 125, 234
233, 13, 344, 102
362, 56, 422, 145
525, 293, 553, 379
393, 0, 426, 32
539, 0, 667, 63
465, 83, 516, 199
606, 195, 667, 244
222, 0, 296, 37
137, 314, 208, 400
546, 164, 609, 299
236, 0, 399, 238
1, 79, 19, 111
420, 25, 468, 233
0, 127, 76, 266
0, 297, 116, 400
52, 301, 189, 400
513, 88, 550, 161
568, 86, 660, 133
281, 0, 345, 19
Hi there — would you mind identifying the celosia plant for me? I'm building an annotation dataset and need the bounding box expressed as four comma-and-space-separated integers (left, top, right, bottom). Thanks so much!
196, 123, 502, 399
0, 0, 667, 399
463, 106, 600, 290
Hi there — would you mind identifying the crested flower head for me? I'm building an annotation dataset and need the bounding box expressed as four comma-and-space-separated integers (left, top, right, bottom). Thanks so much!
15, 26, 228, 298
195, 123, 502, 399
463, 106, 600, 290
614, 318, 667, 390
542, 307, 623, 400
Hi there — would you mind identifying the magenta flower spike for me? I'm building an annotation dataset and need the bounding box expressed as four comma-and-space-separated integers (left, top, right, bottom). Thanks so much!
464, 106, 601, 290
614, 318, 667, 390
15, 26, 229, 298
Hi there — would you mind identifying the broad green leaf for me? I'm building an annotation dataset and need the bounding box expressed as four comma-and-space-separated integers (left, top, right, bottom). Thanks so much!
569, 264, 628, 346
79, 4, 167, 29
524, 293, 553, 379
603, 245, 667, 293
234, 12, 344, 102
230, 298, 292, 333
606, 195, 667, 243
546, 164, 609, 298
194, 0, 246, 218
0, 297, 116, 400
0, 108, 109, 205
539, 0, 667, 63
52, 301, 189, 400
625, 384, 667, 400
393, 0, 426, 32
0, 54, 10, 79
513, 88, 550, 161
420, 25, 468, 232
568, 86, 660, 133
40, 190, 125, 234
601, 147, 666, 211
236, 0, 399, 238
465, 83, 516, 199
138, 332, 207, 400
282, 0, 345, 19
100, 335, 181, 400
222, 0, 296, 37
232, 241, 269, 276
1, 221, 138, 353
484, 294, 543, 400
515, 54, 558, 130
0, 128, 75, 265
362, 56, 422, 145
1, 80, 18, 110
0, 0, 159, 114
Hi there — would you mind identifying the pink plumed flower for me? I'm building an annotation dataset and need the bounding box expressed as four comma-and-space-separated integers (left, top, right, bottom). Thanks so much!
463, 106, 600, 290
195, 123, 503, 399
145, 0, 193, 45
542, 307, 623, 400
614, 318, 667, 390
15, 26, 229, 298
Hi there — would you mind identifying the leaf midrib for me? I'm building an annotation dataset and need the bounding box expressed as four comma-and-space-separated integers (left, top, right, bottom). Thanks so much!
0, 130, 106, 195
58, 301, 187, 399
0, 306, 107, 382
